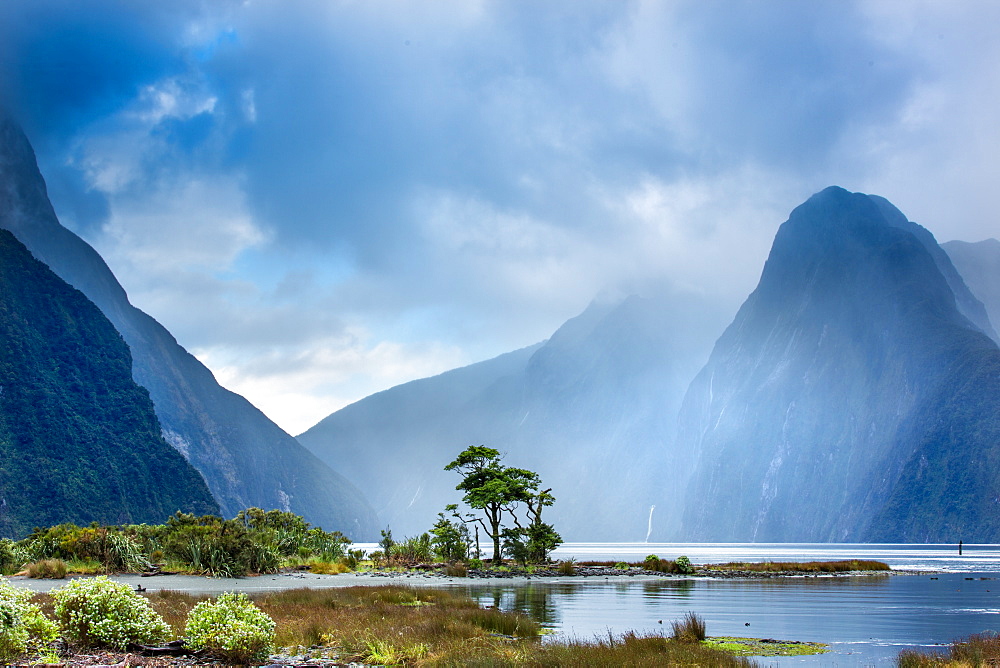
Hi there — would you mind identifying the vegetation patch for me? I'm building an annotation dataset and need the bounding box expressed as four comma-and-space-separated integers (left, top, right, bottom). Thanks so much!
704, 559, 891, 573
3, 585, 767, 666
705, 636, 829, 657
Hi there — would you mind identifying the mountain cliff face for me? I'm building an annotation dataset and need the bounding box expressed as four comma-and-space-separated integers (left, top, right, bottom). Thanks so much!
299, 293, 724, 540
0, 116, 378, 538
943, 239, 1000, 336
0, 228, 218, 537
678, 186, 1000, 542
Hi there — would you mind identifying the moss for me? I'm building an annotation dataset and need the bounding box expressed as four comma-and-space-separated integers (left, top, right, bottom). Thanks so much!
704, 636, 829, 657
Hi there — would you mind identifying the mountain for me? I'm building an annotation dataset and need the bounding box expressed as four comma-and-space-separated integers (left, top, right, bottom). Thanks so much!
677, 186, 1000, 542
942, 239, 1000, 335
0, 115, 378, 539
0, 228, 219, 537
298, 292, 727, 540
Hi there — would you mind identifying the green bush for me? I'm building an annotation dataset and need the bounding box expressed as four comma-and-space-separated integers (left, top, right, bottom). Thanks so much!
675, 555, 694, 574
52, 576, 170, 649
184, 591, 275, 663
0, 540, 28, 575
430, 512, 470, 562
0, 577, 58, 661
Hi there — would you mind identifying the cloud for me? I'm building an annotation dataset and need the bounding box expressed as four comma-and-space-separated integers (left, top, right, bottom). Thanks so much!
195, 332, 469, 437
2, 0, 998, 431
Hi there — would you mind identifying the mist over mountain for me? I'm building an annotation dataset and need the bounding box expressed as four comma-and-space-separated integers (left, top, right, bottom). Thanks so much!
0, 228, 218, 536
943, 239, 1000, 335
678, 186, 1000, 542
299, 293, 727, 540
0, 115, 378, 539
301, 185, 1000, 544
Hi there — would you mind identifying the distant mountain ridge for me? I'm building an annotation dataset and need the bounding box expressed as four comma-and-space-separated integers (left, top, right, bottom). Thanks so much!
677, 186, 1000, 542
0, 115, 377, 538
0, 228, 218, 536
943, 238, 1000, 336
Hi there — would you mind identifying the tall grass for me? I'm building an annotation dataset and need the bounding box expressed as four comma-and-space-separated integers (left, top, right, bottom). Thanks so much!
898, 632, 1000, 667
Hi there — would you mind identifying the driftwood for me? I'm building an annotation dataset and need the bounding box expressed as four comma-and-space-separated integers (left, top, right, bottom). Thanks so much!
126, 640, 201, 657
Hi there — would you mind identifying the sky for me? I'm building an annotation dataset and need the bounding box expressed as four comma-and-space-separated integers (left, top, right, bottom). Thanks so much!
1, 0, 999, 435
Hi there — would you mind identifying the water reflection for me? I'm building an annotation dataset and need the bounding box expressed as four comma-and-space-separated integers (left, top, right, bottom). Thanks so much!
460, 572, 1000, 666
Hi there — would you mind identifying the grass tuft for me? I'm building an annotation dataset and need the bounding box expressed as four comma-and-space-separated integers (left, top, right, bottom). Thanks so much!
671, 611, 706, 643
557, 560, 576, 575
25, 559, 67, 579
308, 560, 352, 574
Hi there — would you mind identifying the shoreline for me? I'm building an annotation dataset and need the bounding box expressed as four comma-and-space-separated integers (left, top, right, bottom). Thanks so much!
8, 565, 901, 596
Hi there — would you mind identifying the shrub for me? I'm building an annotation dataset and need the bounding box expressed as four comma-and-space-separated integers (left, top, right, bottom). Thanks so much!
614, 562, 629, 570
671, 611, 706, 643
185, 591, 275, 663
52, 575, 170, 649
25, 559, 67, 579
557, 560, 576, 575
390, 534, 432, 566
430, 512, 469, 562
0, 577, 58, 661
466, 558, 484, 570
675, 555, 695, 574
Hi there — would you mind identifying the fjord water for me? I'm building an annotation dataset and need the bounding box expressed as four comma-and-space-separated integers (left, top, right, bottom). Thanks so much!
467, 544, 1000, 666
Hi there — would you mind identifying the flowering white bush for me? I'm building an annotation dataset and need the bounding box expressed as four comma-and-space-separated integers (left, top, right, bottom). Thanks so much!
52, 576, 169, 649
185, 591, 275, 663
0, 577, 58, 660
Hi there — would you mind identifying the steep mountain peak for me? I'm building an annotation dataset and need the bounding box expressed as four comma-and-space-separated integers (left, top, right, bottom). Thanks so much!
751, 186, 994, 340
678, 187, 1000, 542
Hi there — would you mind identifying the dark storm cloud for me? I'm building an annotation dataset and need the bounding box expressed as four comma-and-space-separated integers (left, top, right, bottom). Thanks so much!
0, 0, 993, 431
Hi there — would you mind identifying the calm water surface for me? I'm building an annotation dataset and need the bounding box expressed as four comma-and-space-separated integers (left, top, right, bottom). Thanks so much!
462, 544, 1000, 666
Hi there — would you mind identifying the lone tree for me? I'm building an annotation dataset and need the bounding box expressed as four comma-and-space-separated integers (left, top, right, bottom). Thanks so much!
444, 445, 540, 563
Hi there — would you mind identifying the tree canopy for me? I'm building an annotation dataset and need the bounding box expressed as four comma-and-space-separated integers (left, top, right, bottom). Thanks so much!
444, 445, 560, 563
